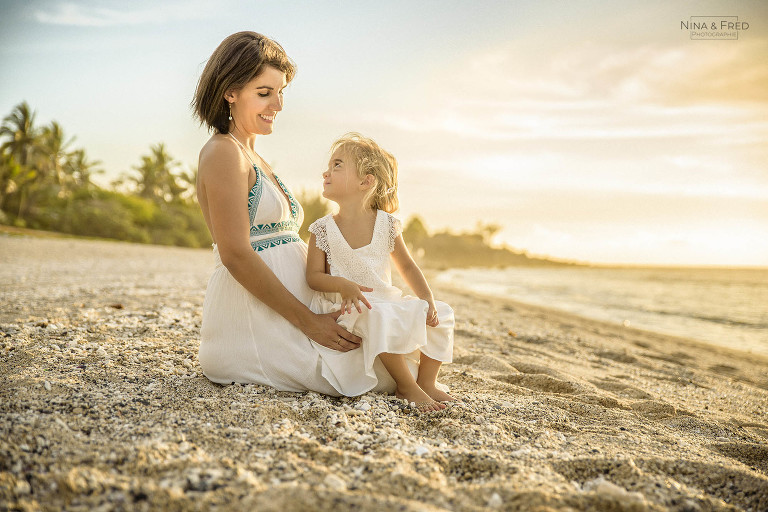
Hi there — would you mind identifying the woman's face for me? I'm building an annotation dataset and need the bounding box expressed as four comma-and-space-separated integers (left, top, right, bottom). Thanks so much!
227, 66, 287, 136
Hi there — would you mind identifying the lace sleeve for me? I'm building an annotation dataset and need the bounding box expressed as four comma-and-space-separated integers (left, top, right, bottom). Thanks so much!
387, 214, 402, 253
309, 216, 331, 260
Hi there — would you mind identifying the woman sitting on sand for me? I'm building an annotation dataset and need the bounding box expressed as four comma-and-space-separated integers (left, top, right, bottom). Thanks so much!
193, 32, 362, 394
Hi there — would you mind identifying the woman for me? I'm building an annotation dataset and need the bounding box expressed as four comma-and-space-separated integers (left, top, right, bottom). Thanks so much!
192, 31, 360, 394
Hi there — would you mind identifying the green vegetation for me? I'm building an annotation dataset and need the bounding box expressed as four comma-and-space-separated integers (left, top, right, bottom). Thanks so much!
0, 102, 211, 247
295, 189, 332, 242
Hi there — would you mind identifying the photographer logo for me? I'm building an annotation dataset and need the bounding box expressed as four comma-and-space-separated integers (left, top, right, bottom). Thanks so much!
681, 16, 749, 40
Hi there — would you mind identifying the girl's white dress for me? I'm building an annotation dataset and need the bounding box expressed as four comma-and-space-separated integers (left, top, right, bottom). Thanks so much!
308, 210, 454, 397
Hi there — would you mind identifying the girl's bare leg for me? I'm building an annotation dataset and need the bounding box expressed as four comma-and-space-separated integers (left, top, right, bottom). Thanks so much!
378, 352, 445, 412
416, 352, 456, 402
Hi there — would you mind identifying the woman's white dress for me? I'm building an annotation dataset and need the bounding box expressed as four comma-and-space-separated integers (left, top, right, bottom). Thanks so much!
199, 166, 340, 395
308, 210, 454, 397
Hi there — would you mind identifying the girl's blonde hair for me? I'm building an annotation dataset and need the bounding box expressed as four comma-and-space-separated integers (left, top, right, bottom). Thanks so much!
331, 133, 399, 213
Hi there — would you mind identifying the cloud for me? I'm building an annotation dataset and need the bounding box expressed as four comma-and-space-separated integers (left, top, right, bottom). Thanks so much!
465, 36, 768, 106
34, 1, 213, 27
373, 36, 768, 140
376, 99, 768, 144
358, 35, 768, 205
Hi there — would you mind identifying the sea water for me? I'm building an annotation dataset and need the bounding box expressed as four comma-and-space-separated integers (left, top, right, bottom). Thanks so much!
435, 266, 768, 357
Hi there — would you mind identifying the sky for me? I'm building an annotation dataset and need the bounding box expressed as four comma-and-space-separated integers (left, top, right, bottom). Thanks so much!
1, 0, 767, 266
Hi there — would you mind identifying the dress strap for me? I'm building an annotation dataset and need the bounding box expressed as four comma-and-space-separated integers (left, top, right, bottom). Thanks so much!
228, 133, 258, 168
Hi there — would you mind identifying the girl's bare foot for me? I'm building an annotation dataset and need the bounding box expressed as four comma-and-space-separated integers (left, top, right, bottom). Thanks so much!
418, 382, 457, 403
395, 384, 446, 412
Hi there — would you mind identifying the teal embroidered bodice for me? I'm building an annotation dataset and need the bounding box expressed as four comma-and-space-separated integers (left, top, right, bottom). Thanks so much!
248, 165, 303, 252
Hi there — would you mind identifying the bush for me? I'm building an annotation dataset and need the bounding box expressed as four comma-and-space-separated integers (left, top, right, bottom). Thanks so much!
62, 194, 151, 243
14, 189, 214, 248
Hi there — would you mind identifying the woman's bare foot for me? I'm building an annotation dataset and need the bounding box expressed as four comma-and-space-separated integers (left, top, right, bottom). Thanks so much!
395, 384, 446, 412
418, 383, 457, 403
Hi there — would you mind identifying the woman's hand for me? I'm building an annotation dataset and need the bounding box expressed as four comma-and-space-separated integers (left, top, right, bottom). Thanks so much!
302, 311, 362, 352
338, 279, 373, 314
426, 301, 439, 327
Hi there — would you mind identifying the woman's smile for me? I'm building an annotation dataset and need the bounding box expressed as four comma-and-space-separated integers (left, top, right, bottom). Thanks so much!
226, 65, 286, 136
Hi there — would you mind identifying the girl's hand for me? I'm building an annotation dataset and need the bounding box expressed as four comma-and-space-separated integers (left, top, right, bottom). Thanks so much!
339, 279, 373, 314
426, 302, 439, 327
303, 311, 362, 352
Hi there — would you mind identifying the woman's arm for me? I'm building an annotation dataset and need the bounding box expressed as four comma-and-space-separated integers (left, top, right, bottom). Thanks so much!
390, 234, 439, 326
200, 139, 361, 350
306, 233, 372, 314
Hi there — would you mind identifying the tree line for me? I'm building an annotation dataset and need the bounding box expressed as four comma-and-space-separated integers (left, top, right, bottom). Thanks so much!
402, 217, 568, 268
0, 102, 209, 247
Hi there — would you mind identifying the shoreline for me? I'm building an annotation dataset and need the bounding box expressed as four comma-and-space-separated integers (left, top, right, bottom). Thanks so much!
436, 281, 768, 367
2, 235, 767, 511
430, 265, 768, 359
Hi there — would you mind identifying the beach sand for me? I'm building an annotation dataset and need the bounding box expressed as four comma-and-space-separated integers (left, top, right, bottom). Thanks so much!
1, 234, 767, 511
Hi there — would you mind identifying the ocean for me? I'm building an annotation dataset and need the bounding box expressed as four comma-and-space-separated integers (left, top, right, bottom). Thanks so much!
435, 266, 768, 357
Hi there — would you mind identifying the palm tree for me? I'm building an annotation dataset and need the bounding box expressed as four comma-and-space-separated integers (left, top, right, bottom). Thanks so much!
10, 120, 76, 220
475, 221, 502, 246
0, 152, 22, 212
65, 148, 103, 191
38, 121, 75, 198
175, 165, 198, 204
129, 143, 185, 203
0, 102, 40, 219
0, 101, 38, 168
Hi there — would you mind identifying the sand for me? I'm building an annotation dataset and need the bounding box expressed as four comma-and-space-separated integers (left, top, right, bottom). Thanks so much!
1, 233, 767, 512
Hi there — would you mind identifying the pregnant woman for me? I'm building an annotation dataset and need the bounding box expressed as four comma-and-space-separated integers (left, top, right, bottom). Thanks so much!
192, 32, 361, 394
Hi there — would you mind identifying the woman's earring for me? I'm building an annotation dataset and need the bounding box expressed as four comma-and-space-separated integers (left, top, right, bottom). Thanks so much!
228, 103, 233, 121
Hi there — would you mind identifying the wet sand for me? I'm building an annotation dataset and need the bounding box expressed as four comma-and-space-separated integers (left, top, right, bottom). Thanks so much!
1, 234, 767, 511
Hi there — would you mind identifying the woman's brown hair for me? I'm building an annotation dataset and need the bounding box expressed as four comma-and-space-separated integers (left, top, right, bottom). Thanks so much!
193, 31, 296, 134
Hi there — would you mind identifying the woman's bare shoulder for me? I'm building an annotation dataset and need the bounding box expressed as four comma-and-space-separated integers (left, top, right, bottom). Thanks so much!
199, 133, 238, 163
198, 134, 247, 181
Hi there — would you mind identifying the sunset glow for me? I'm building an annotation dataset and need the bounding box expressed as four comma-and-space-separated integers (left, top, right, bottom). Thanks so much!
1, 0, 766, 265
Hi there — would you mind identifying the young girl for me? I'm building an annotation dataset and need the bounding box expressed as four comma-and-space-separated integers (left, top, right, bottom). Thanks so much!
306, 133, 455, 412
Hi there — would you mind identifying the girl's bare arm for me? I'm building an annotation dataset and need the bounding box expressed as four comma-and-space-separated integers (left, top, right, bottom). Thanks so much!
390, 234, 439, 326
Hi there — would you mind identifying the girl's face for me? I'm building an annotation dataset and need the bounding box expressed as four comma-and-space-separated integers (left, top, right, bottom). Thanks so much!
227, 66, 286, 136
322, 147, 363, 203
